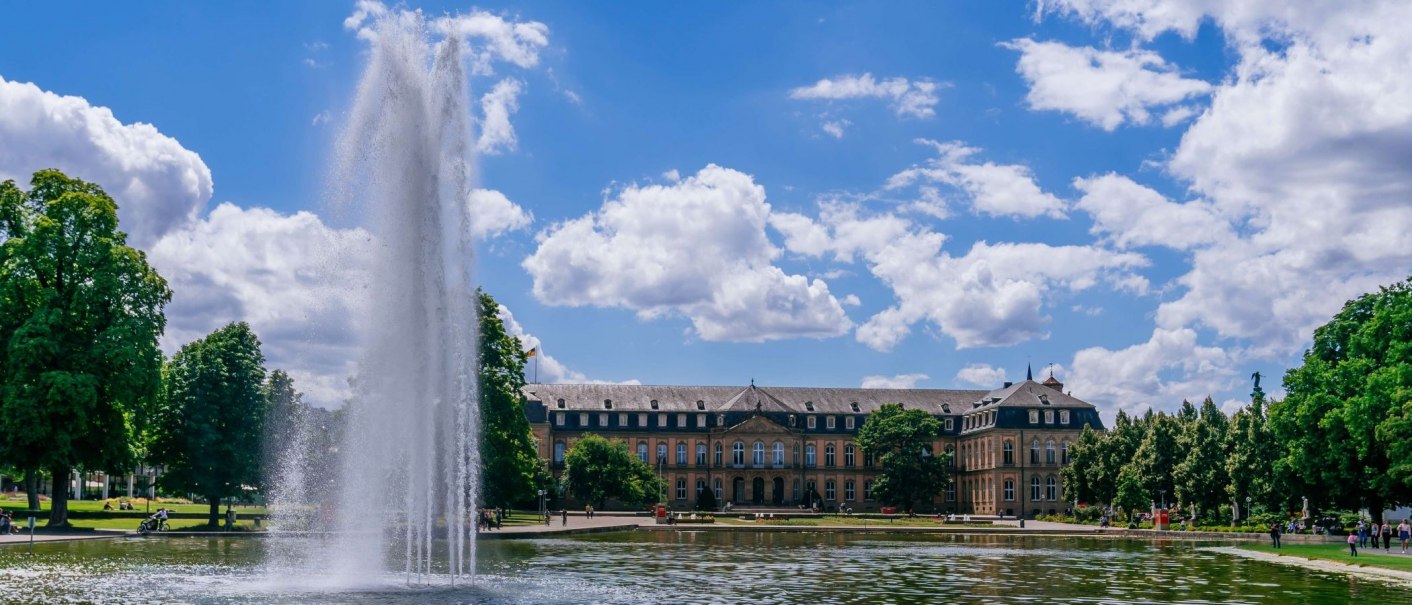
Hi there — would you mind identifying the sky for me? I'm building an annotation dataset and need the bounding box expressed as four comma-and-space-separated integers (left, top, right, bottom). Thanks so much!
2, 0, 1410, 424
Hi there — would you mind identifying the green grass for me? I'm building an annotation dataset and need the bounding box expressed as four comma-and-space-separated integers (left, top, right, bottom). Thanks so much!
1, 496, 267, 516
1242, 543, 1412, 572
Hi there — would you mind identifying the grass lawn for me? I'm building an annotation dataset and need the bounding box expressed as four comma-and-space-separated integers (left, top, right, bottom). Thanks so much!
1, 497, 267, 516
1241, 543, 1412, 572
717, 515, 991, 528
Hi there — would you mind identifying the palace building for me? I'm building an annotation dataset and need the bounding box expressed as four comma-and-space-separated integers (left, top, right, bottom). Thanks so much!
523, 369, 1104, 517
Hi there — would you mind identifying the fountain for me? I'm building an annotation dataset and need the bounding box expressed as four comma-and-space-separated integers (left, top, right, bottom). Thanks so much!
267, 8, 480, 587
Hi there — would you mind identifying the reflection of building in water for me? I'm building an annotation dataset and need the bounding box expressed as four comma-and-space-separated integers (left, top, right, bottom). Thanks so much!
524, 369, 1103, 517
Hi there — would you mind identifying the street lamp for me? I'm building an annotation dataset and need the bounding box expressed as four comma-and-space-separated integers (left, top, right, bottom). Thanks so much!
537, 489, 546, 517
1245, 496, 1252, 524
1158, 489, 1166, 510
657, 455, 666, 504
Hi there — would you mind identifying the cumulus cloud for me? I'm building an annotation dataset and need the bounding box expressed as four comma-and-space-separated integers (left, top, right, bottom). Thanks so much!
523, 165, 852, 342
148, 204, 373, 407
820, 119, 850, 139
466, 188, 532, 239
0, 75, 212, 246
861, 373, 930, 389
1067, 327, 1235, 418
347, 1, 549, 75
955, 364, 1007, 387
776, 202, 1148, 350
1073, 173, 1229, 250
1003, 38, 1212, 130
496, 304, 639, 385
790, 73, 942, 119
477, 78, 523, 154
887, 139, 1066, 219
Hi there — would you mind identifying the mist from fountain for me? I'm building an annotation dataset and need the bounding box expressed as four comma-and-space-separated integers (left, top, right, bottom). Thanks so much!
267, 9, 480, 588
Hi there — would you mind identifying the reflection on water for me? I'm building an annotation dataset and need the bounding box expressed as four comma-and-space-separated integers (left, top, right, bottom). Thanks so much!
0, 532, 1406, 604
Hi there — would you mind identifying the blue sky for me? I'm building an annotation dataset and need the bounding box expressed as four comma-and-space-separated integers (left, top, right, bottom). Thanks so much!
3, 1, 1410, 421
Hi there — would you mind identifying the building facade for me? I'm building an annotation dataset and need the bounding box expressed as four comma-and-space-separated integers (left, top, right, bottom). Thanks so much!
524, 373, 1103, 517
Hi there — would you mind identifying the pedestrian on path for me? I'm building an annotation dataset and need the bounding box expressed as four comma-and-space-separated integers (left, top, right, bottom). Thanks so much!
1382, 522, 1393, 552
1348, 532, 1359, 557
561, 509, 568, 526
1269, 523, 1281, 549
1400, 520, 1410, 554
1358, 521, 1368, 548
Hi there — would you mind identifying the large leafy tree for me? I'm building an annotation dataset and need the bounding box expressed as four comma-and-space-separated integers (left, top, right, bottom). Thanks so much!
1133, 413, 1181, 509
477, 290, 546, 508
1060, 425, 1103, 506
0, 170, 170, 526
856, 403, 950, 512
1096, 410, 1142, 508
1226, 395, 1281, 514
1274, 277, 1412, 521
150, 322, 267, 527
1173, 397, 1230, 519
562, 434, 662, 509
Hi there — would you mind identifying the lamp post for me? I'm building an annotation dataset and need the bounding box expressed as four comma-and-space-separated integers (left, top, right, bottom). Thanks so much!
1158, 489, 1166, 510
1245, 496, 1252, 525
537, 489, 546, 517
657, 455, 665, 504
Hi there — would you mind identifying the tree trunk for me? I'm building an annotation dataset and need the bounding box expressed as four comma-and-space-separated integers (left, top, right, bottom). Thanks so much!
47, 466, 70, 528
1369, 495, 1385, 525
208, 495, 221, 528
22, 468, 39, 511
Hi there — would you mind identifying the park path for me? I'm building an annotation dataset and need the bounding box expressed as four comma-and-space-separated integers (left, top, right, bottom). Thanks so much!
1204, 546, 1412, 586
0, 529, 128, 546
480, 513, 646, 538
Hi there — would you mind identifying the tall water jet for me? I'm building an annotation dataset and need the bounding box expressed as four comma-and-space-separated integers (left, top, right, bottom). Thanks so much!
269, 10, 481, 586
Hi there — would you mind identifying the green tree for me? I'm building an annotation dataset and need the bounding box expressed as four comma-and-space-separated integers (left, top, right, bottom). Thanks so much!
856, 403, 951, 512
562, 434, 662, 509
0, 171, 170, 526
476, 290, 546, 508
1114, 464, 1147, 518
149, 323, 267, 527
262, 369, 305, 492
1274, 277, 1412, 522
1060, 425, 1103, 506
1226, 395, 1281, 515
1097, 411, 1143, 509
1133, 413, 1181, 509
1173, 397, 1230, 520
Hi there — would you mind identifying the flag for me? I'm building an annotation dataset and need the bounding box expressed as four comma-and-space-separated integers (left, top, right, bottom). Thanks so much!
526, 347, 537, 358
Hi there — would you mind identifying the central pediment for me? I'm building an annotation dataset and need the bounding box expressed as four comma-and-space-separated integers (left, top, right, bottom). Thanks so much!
719, 414, 796, 436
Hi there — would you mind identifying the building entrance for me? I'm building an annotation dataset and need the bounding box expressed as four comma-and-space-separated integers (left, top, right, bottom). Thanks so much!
732, 477, 745, 504
772, 477, 784, 505
751, 477, 765, 505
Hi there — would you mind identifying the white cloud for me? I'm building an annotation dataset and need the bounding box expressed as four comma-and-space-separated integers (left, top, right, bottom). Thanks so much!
955, 364, 1007, 387
821, 119, 850, 139
148, 203, 372, 407
1003, 38, 1212, 130
466, 188, 532, 239
887, 139, 1067, 219
0, 75, 212, 246
346, 1, 549, 75
1067, 327, 1235, 418
790, 73, 942, 119
523, 165, 852, 342
477, 78, 523, 154
841, 294, 862, 307
311, 110, 332, 126
496, 304, 638, 385
862, 373, 930, 389
777, 202, 1148, 350
1073, 173, 1229, 250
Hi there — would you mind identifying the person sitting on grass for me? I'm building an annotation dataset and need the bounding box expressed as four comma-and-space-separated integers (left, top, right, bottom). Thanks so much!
103, 501, 113, 511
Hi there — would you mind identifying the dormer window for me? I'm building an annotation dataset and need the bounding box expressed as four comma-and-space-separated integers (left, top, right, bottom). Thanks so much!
1060, 410, 1071, 424
650, 399, 659, 410
1029, 409, 1039, 424
805, 401, 815, 412
717, 414, 725, 426
1039, 394, 1050, 405
789, 414, 797, 427
556, 398, 565, 409
603, 399, 612, 410
696, 400, 705, 411
850, 402, 860, 413
942, 404, 951, 414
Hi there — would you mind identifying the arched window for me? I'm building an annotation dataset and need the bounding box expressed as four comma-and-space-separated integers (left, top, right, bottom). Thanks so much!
1061, 440, 1070, 465
657, 443, 668, 463
793, 443, 800, 465
752, 441, 765, 466
1046, 476, 1058, 501
805, 444, 817, 467
1030, 439, 1040, 464
696, 443, 707, 466
824, 443, 836, 467
1030, 476, 1041, 501
553, 441, 565, 464
844, 444, 856, 467
772, 442, 784, 466
1003, 440, 1014, 465
637, 442, 648, 463
945, 445, 955, 468
732, 442, 745, 466
1045, 439, 1056, 465
676, 443, 687, 465
1004, 479, 1015, 501
713, 443, 723, 466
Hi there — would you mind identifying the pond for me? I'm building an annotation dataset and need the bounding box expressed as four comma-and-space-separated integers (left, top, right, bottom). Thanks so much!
0, 531, 1405, 604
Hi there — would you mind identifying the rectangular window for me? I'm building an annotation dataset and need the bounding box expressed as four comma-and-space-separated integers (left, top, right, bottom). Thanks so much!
863, 480, 874, 501
945, 418, 954, 431
1029, 410, 1039, 424
714, 479, 722, 500
676, 443, 687, 465
618, 413, 627, 426
553, 442, 565, 464
1004, 480, 1015, 501
697, 414, 706, 428
1060, 410, 1070, 424
807, 416, 817, 429
826, 416, 837, 430
658, 414, 668, 427
1044, 410, 1054, 424
845, 416, 855, 430
677, 413, 687, 428
805, 445, 816, 467
579, 413, 588, 426
845, 480, 856, 501
555, 412, 565, 426
598, 413, 609, 427
676, 479, 686, 500
945, 483, 955, 502
696, 444, 707, 466
825, 480, 836, 501
638, 413, 647, 427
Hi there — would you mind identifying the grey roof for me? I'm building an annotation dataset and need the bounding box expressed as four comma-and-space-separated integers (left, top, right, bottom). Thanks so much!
521, 382, 1094, 416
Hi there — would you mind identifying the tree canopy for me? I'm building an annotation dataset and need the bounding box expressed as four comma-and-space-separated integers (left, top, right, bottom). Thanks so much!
0, 170, 170, 525
149, 322, 267, 527
562, 434, 662, 509
476, 290, 548, 508
856, 403, 950, 512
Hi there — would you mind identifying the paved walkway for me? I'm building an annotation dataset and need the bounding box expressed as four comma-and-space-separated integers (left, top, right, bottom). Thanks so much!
0, 529, 128, 546
479, 514, 646, 539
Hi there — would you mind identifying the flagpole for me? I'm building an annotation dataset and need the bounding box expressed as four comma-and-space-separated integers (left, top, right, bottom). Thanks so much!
535, 351, 539, 384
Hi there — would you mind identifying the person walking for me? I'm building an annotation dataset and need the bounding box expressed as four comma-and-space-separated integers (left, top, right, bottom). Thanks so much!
1357, 521, 1368, 548
1348, 532, 1359, 557
1400, 519, 1411, 554
561, 509, 568, 527
1269, 522, 1281, 549
1382, 521, 1394, 552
